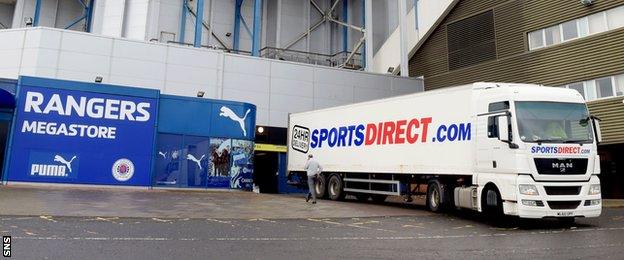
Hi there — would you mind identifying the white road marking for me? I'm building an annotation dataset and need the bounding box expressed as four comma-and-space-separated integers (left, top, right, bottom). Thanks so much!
11, 226, 624, 243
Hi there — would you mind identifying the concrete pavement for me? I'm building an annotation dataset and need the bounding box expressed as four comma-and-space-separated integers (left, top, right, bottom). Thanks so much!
0, 185, 431, 219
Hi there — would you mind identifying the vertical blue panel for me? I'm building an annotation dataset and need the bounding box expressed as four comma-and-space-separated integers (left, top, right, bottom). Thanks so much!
233, 0, 243, 52
33, 0, 42, 26
251, 0, 263, 56
153, 133, 183, 187
183, 135, 210, 188
194, 0, 205, 47
414, 0, 419, 30
361, 0, 366, 69
180, 0, 188, 42
85, 0, 96, 32
342, 0, 348, 52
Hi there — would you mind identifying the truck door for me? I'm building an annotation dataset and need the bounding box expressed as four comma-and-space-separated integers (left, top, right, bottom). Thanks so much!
476, 101, 516, 174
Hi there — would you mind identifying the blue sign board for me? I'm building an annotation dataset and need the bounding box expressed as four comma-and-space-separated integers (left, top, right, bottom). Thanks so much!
5, 77, 159, 186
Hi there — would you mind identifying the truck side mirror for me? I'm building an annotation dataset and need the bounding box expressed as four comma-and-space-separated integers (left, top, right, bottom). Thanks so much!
592, 117, 602, 144
497, 116, 510, 142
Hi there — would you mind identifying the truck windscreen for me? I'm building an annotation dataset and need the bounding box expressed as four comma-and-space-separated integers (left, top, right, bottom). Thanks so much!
515, 101, 594, 144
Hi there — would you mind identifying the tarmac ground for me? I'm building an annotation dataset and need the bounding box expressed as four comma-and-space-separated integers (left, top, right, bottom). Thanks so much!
1, 185, 623, 259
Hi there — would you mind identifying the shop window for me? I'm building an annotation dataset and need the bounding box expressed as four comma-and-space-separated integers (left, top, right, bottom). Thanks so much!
578, 17, 590, 37
585, 80, 598, 101
606, 5, 624, 29
561, 20, 578, 41
615, 74, 624, 96
568, 82, 585, 99
528, 30, 544, 50
588, 12, 607, 34
596, 77, 614, 98
545, 25, 561, 45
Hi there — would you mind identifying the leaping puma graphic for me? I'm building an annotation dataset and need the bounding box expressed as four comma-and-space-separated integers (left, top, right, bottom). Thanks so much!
219, 106, 251, 136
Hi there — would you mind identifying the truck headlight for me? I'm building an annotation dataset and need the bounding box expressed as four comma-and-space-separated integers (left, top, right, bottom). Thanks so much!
588, 184, 601, 195
519, 184, 539, 196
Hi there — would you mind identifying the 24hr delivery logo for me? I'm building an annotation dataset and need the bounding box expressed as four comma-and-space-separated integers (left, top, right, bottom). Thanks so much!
291, 116, 471, 153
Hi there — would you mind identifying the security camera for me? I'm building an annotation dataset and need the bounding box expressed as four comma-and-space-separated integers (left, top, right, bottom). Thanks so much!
580, 0, 594, 6
25, 17, 33, 26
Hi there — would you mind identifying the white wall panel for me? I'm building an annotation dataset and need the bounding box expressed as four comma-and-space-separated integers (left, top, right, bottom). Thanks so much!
57, 51, 110, 74
314, 83, 354, 102
167, 46, 220, 68
110, 57, 166, 82
222, 72, 270, 94
166, 65, 218, 86
270, 61, 313, 81
222, 88, 270, 109
223, 55, 270, 76
164, 81, 218, 99
0, 28, 424, 128
270, 78, 313, 97
112, 39, 167, 63
270, 93, 313, 112
61, 31, 113, 54
23, 29, 62, 49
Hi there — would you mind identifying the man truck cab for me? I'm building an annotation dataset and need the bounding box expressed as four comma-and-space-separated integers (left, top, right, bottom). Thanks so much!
472, 84, 601, 219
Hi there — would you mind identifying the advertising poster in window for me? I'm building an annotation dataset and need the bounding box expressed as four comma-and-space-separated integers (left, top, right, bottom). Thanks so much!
208, 138, 231, 188
230, 139, 254, 190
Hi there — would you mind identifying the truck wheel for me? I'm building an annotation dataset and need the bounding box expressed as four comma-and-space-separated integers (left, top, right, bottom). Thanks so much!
426, 181, 444, 212
371, 194, 387, 203
314, 174, 327, 199
328, 174, 345, 201
482, 186, 503, 219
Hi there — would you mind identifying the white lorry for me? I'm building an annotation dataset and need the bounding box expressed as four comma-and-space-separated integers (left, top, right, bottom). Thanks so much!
287, 83, 602, 221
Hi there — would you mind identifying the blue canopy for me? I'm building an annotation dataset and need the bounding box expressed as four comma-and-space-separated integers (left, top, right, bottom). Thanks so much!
0, 88, 15, 109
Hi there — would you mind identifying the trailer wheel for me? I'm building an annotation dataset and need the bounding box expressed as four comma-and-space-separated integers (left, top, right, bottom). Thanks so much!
314, 174, 327, 199
328, 174, 345, 201
426, 181, 444, 212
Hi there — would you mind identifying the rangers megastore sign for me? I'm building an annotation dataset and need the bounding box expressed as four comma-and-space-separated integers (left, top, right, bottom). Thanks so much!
5, 78, 157, 186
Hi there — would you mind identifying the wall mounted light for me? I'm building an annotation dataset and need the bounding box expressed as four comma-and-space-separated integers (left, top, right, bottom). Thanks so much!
197, 91, 205, 98
94, 76, 103, 83
580, 0, 594, 6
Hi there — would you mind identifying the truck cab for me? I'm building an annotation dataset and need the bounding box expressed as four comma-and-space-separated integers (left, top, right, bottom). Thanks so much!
472, 83, 602, 219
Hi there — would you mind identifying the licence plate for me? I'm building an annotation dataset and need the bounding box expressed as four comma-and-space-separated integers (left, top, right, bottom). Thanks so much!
556, 211, 574, 216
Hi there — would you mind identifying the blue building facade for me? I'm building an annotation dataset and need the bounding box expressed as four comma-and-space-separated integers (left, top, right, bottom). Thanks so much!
0, 76, 256, 190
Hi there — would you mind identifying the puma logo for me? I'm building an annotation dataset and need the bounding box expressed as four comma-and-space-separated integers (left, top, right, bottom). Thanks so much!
186, 154, 206, 169
219, 106, 251, 136
158, 151, 167, 159
53, 155, 77, 173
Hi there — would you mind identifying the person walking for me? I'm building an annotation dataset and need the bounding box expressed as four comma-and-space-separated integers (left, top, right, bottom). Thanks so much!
304, 154, 322, 204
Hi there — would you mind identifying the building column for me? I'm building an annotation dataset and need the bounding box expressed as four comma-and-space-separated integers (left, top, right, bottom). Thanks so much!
398, 0, 409, 77
364, 0, 373, 72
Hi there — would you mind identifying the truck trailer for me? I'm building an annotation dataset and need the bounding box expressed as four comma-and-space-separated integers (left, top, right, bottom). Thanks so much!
287, 83, 602, 221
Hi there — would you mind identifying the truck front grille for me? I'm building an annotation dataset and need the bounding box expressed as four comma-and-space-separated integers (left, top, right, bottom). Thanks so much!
544, 186, 581, 195
547, 201, 581, 210
534, 158, 587, 175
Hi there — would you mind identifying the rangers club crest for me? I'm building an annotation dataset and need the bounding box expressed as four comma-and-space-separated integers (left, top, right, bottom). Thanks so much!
112, 158, 135, 182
